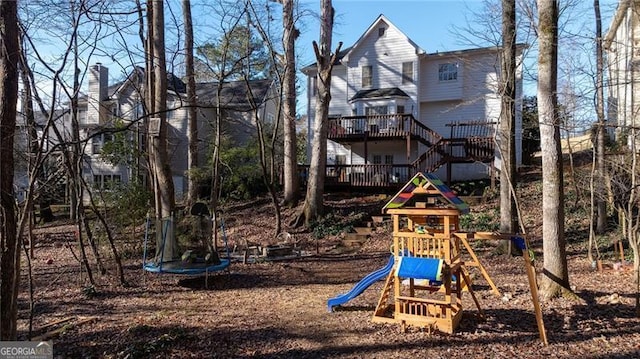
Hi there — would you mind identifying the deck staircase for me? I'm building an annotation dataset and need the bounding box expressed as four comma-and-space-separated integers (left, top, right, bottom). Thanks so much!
38, 155, 67, 203
412, 121, 496, 174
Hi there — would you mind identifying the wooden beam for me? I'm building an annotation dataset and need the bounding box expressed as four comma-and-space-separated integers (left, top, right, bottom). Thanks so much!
521, 239, 548, 345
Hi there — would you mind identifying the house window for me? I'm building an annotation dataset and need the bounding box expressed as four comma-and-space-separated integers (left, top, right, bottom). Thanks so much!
373, 154, 393, 165
267, 113, 275, 123
310, 76, 317, 96
93, 174, 122, 189
397, 105, 405, 114
91, 133, 113, 154
362, 65, 372, 88
378, 27, 386, 37
135, 102, 144, 119
402, 62, 413, 84
365, 106, 388, 115
438, 63, 458, 81
335, 155, 346, 165
91, 136, 101, 154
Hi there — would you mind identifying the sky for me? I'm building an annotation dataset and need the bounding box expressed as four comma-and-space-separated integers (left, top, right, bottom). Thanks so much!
297, 0, 620, 60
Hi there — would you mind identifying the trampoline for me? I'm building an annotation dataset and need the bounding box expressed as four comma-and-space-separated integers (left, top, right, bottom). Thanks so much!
143, 259, 230, 274
142, 205, 231, 285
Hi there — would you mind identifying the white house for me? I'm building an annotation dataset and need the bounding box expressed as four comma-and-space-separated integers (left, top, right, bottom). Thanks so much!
604, 0, 640, 145
301, 14, 524, 186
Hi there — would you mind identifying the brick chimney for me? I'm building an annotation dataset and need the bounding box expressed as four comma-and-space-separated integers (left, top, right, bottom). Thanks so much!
87, 63, 108, 124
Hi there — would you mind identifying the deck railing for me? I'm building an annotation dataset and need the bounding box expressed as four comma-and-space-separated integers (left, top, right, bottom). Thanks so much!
299, 164, 417, 188
328, 114, 443, 146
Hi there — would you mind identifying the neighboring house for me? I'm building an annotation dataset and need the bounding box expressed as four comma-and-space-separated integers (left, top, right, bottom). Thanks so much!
301, 14, 524, 187
604, 0, 639, 144
51, 63, 276, 203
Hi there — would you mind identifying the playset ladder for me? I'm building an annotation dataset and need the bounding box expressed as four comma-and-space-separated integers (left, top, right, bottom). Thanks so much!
372, 270, 396, 322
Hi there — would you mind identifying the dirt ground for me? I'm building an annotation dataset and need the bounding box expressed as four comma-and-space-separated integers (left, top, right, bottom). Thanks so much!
17, 190, 640, 358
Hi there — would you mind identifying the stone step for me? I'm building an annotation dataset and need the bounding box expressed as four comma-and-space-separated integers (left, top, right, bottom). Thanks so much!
354, 227, 373, 235
342, 233, 368, 247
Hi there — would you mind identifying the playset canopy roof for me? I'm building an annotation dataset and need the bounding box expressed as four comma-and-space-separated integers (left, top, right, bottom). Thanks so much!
382, 172, 469, 214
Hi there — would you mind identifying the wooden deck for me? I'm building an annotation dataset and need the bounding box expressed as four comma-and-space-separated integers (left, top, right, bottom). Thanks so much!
318, 115, 496, 188
328, 114, 442, 146
300, 164, 415, 189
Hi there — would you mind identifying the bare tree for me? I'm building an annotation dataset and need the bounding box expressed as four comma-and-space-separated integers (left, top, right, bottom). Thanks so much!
246, 0, 289, 235
200, 5, 247, 250
607, 145, 640, 313
147, 0, 175, 220
183, 0, 199, 207
593, 0, 607, 235
296, 0, 341, 226
537, 0, 570, 299
499, 0, 520, 251
0, 0, 20, 341
275, 0, 300, 206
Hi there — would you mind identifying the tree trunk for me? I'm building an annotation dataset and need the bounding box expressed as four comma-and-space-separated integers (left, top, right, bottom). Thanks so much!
183, 0, 199, 207
298, 0, 341, 226
594, 0, 607, 234
499, 0, 519, 254
537, 0, 570, 299
149, 0, 175, 219
0, 0, 20, 340
281, 0, 300, 206
84, 187, 127, 285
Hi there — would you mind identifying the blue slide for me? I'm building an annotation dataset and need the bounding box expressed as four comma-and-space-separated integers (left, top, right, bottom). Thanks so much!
327, 255, 395, 312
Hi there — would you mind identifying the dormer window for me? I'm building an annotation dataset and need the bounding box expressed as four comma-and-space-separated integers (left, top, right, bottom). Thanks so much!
438, 63, 458, 81
378, 27, 386, 37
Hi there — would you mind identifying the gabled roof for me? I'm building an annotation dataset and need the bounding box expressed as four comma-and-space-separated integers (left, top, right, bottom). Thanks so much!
300, 14, 424, 73
195, 79, 273, 111
75, 67, 187, 104
112, 67, 186, 96
341, 14, 425, 63
383, 172, 469, 214
349, 87, 409, 101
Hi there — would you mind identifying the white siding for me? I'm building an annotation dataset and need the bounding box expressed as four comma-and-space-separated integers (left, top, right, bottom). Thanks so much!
328, 66, 351, 116
421, 59, 463, 102
608, 6, 636, 131
345, 19, 419, 116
